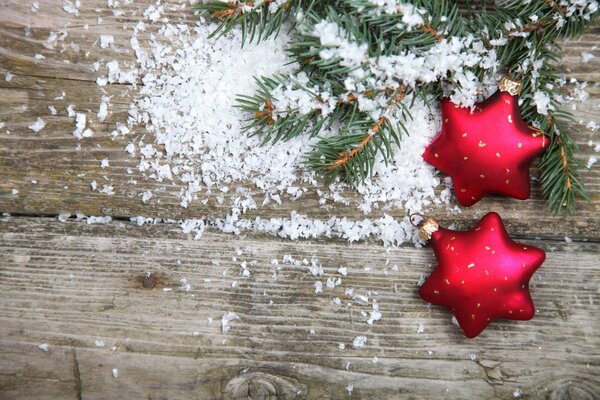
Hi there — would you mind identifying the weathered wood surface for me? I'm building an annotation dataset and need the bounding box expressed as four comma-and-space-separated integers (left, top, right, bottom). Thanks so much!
0, 217, 599, 399
0, 1, 600, 399
0, 1, 599, 239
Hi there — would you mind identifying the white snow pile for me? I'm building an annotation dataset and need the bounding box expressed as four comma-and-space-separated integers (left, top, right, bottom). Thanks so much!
94, 6, 454, 245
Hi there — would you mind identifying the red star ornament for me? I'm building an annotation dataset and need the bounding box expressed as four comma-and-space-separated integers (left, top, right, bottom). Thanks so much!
423, 84, 549, 206
419, 212, 546, 338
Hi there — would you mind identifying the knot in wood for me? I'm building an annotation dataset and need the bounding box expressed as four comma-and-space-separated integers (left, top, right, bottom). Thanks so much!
223, 371, 305, 400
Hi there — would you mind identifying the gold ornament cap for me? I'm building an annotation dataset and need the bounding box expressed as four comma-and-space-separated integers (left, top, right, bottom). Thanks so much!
418, 218, 440, 241
499, 76, 523, 96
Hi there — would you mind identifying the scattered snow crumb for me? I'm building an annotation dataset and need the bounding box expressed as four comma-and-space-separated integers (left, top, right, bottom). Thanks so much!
62, 0, 80, 16
417, 323, 425, 334
367, 302, 382, 325
112, 368, 118, 378
12, 188, 19, 195
337, 266, 348, 276
338, 343, 345, 350
99, 35, 115, 49
221, 313, 239, 333
469, 354, 478, 361
587, 156, 598, 169
97, 99, 109, 123
346, 384, 354, 395
37, 343, 49, 352
314, 281, 323, 294
28, 117, 46, 133
100, 159, 110, 169
564, 236, 573, 244
5, 72, 13, 82
352, 336, 367, 348
581, 52, 595, 63
95, 340, 105, 347
86, 216, 112, 224
513, 388, 522, 398
57, 213, 70, 222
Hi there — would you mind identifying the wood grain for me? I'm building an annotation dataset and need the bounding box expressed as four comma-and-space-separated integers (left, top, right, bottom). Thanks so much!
0, 1, 599, 240
1, 1, 599, 399
0, 217, 599, 399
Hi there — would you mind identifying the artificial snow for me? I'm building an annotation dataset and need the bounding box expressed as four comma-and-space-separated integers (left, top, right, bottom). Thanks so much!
105, 12, 450, 246
28, 117, 46, 133
221, 312, 239, 333
352, 335, 367, 348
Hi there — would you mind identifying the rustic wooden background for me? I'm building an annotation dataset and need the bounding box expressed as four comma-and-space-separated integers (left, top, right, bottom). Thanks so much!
1, 1, 599, 399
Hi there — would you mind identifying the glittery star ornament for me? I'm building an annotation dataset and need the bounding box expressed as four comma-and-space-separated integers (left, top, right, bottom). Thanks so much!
423, 77, 549, 206
418, 212, 546, 338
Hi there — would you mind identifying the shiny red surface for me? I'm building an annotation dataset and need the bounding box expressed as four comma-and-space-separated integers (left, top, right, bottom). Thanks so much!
419, 212, 546, 338
423, 91, 549, 206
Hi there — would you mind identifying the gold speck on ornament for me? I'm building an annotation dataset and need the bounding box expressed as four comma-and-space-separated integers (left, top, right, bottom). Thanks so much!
460, 280, 465, 285
477, 303, 481, 308
518, 142, 523, 148
462, 132, 468, 137
464, 156, 469, 160
467, 263, 475, 268
478, 141, 486, 148
471, 314, 476, 320
505, 179, 510, 184
496, 152, 501, 158
508, 115, 513, 123
433, 290, 440, 295
444, 279, 450, 285
480, 174, 485, 179
460, 189, 466, 193
508, 310, 513, 314
434, 153, 439, 158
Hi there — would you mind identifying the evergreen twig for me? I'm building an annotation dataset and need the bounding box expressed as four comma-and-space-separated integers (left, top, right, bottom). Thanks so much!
197, 0, 599, 214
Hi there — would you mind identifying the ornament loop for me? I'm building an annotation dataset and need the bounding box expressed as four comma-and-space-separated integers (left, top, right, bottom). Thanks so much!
409, 213, 425, 228
499, 76, 523, 96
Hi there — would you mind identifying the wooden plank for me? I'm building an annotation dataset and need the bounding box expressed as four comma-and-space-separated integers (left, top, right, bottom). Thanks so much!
0, 216, 599, 399
1, 1, 600, 240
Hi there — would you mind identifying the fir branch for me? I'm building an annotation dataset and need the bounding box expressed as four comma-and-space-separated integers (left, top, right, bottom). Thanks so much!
306, 86, 412, 184
201, 0, 599, 214
323, 86, 407, 171
195, 0, 309, 43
